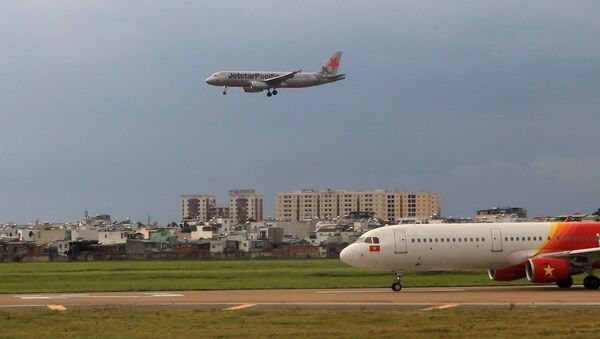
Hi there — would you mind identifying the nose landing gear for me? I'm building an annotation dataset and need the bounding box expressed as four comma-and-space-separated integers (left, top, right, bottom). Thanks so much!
391, 271, 403, 292
222, 86, 228, 95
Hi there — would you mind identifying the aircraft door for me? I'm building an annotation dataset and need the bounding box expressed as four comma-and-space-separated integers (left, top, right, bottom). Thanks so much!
394, 229, 408, 254
490, 228, 503, 252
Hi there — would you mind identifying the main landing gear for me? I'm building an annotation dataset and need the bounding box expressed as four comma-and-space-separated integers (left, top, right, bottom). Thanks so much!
222, 86, 228, 95
557, 274, 600, 289
391, 271, 403, 292
266, 89, 278, 97
556, 276, 573, 288
583, 275, 600, 289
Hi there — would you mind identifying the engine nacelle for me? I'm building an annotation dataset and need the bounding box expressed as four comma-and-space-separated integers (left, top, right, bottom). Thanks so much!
526, 257, 570, 283
488, 264, 526, 281
243, 86, 263, 93
250, 81, 270, 91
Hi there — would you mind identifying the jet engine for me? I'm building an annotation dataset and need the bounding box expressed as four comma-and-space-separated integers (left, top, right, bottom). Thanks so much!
526, 257, 571, 283
243, 86, 263, 93
488, 264, 526, 281
250, 81, 270, 90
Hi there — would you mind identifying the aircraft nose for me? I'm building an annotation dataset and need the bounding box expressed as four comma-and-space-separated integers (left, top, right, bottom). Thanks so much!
340, 244, 356, 266
205, 76, 214, 85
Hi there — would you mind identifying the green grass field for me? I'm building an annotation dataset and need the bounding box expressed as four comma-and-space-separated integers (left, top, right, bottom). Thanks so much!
0, 259, 548, 293
0, 308, 597, 338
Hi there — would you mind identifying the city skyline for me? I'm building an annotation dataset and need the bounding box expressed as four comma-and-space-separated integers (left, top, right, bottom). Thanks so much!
2, 1, 600, 224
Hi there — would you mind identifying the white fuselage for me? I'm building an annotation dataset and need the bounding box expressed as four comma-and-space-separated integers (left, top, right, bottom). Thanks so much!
340, 222, 600, 272
206, 71, 342, 89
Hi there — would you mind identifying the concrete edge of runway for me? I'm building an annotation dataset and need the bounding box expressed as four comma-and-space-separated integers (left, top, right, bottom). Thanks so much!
4, 302, 600, 311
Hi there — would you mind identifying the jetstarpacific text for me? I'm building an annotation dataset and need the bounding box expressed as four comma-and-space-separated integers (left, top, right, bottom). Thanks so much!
228, 73, 279, 80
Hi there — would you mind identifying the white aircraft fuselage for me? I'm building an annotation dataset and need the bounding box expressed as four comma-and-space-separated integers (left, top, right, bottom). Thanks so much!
340, 221, 600, 291
207, 71, 342, 88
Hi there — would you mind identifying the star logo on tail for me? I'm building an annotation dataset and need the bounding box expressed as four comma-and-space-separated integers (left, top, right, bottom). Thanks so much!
543, 264, 555, 277
328, 57, 339, 68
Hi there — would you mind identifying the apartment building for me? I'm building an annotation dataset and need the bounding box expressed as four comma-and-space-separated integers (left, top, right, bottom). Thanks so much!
275, 189, 440, 221
181, 195, 217, 222
400, 191, 441, 218
229, 189, 263, 225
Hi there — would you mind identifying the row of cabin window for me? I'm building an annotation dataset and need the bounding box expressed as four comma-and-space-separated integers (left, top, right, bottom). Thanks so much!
540, 235, 600, 241
411, 237, 485, 243
504, 235, 600, 242
505, 236, 543, 242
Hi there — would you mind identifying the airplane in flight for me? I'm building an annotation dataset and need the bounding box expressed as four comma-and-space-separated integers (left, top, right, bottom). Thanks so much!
205, 51, 345, 97
340, 221, 600, 291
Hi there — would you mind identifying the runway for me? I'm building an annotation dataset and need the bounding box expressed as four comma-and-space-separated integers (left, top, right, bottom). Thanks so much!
2, 286, 600, 310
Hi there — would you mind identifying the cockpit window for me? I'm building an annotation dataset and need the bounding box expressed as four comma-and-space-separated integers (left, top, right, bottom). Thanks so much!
356, 236, 378, 244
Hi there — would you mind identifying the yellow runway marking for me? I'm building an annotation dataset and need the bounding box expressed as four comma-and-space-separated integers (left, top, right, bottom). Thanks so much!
224, 303, 257, 311
422, 303, 459, 311
47, 304, 67, 311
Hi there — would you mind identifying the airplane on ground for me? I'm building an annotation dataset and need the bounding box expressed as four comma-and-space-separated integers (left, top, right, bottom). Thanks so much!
205, 51, 345, 97
340, 221, 600, 291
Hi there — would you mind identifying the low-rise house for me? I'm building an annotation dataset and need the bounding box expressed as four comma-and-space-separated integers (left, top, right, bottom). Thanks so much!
34, 228, 66, 245
240, 239, 272, 258
210, 240, 225, 255
191, 226, 214, 241
134, 226, 150, 239
73, 229, 127, 245
209, 240, 240, 258
55, 240, 71, 256
272, 240, 320, 258
126, 239, 160, 255
191, 241, 211, 258
320, 237, 346, 258
0, 226, 20, 241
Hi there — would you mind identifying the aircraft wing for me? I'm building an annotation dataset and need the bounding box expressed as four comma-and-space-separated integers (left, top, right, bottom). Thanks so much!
264, 70, 300, 85
537, 247, 600, 265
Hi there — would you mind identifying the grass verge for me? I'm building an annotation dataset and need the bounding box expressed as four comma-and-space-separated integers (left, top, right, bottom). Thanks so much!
0, 259, 573, 293
0, 308, 597, 338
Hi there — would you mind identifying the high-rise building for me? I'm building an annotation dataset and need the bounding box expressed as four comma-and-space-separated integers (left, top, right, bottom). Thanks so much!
229, 189, 263, 225
275, 189, 440, 221
400, 191, 440, 218
181, 195, 217, 222
209, 204, 230, 219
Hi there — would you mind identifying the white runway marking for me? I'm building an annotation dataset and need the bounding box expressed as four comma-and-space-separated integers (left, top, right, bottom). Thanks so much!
406, 288, 466, 292
16, 293, 184, 300
224, 303, 256, 311
316, 288, 465, 294
47, 304, 67, 311
422, 303, 459, 311
316, 290, 390, 294
143, 293, 185, 297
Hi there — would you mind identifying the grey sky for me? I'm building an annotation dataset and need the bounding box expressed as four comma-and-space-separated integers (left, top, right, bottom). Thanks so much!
1, 1, 599, 223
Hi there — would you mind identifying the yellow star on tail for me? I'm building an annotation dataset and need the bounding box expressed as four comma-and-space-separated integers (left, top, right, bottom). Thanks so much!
544, 264, 555, 277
